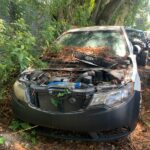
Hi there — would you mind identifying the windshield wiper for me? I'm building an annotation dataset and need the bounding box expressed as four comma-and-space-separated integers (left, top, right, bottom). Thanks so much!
73, 50, 115, 68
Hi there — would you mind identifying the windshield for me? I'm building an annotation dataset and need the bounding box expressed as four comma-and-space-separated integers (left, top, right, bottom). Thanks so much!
57, 30, 128, 57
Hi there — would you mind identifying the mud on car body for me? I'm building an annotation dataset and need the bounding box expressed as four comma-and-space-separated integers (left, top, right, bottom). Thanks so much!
13, 26, 141, 141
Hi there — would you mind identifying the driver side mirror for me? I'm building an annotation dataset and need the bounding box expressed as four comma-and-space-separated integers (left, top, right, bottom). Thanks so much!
133, 45, 142, 55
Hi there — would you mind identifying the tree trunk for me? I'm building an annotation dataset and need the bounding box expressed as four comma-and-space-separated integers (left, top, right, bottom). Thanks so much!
91, 0, 102, 22
93, 0, 125, 25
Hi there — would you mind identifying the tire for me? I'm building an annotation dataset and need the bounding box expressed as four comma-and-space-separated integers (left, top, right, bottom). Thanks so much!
137, 51, 148, 66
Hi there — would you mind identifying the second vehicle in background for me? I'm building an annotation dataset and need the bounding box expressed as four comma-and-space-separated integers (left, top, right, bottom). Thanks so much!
126, 28, 149, 66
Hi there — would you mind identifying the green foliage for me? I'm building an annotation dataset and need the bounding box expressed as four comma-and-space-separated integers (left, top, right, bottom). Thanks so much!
72, 0, 95, 26
40, 20, 70, 48
57, 89, 71, 97
0, 0, 9, 19
124, 0, 150, 30
9, 120, 31, 131
0, 0, 96, 53
8, 19, 36, 70
49, 43, 64, 53
9, 120, 37, 145
124, 0, 141, 25
50, 98, 60, 107
22, 130, 37, 145
0, 18, 46, 100
50, 89, 71, 107
133, 0, 150, 30
0, 136, 5, 145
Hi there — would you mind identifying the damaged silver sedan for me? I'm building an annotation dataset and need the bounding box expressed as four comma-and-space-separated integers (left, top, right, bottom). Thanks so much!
12, 26, 141, 141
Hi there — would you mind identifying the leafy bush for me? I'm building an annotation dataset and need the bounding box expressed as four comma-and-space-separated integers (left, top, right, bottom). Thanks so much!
72, 0, 95, 26
9, 120, 37, 145
0, 136, 5, 145
39, 20, 70, 49
0, 18, 46, 100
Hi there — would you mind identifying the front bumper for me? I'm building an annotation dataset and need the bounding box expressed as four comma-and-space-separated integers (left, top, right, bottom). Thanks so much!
12, 91, 140, 140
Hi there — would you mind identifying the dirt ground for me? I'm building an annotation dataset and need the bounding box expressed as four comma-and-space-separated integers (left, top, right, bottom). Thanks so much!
0, 67, 150, 150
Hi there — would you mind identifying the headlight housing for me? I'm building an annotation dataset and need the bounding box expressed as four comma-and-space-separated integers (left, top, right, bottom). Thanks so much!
89, 82, 134, 107
14, 81, 27, 102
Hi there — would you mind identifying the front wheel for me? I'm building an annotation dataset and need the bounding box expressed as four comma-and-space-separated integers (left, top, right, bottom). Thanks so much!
137, 51, 149, 66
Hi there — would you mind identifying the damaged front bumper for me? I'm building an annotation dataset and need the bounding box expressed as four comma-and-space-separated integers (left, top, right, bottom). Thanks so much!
12, 89, 140, 140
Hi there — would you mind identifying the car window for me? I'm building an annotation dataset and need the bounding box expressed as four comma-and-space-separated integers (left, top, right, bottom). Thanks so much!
57, 31, 127, 57
126, 30, 146, 42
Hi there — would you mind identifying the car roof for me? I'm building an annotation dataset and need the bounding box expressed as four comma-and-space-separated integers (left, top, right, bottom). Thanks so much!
67, 26, 124, 32
125, 28, 144, 33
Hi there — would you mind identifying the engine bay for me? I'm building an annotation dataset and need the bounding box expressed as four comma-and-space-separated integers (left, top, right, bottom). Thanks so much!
18, 47, 132, 113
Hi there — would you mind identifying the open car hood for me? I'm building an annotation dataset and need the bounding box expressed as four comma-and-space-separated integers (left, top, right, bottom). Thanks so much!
15, 46, 138, 113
